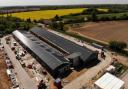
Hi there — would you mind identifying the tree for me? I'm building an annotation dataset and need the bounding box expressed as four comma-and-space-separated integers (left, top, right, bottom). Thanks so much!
26, 18, 31, 23
111, 16, 117, 20
0, 16, 33, 34
82, 8, 94, 14
0, 24, 5, 31
22, 23, 30, 31
58, 22, 64, 31
121, 14, 128, 20
55, 15, 59, 20
51, 21, 58, 29
53, 15, 61, 21
91, 9, 98, 22
15, 22, 20, 29
82, 9, 87, 14
109, 41, 127, 51
33, 19, 37, 23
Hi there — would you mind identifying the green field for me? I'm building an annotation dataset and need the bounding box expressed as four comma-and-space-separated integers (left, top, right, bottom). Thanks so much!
6, 8, 85, 20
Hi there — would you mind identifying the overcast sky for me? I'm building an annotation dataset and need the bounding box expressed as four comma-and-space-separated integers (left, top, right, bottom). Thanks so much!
0, 0, 128, 7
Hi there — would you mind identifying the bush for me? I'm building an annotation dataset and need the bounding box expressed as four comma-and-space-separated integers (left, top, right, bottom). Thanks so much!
109, 41, 127, 51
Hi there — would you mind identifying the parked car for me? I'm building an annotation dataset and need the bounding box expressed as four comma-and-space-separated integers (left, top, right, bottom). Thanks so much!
16, 54, 21, 60
11, 47, 15, 51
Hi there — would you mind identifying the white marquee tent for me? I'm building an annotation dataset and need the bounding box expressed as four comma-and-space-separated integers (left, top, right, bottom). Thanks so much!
94, 73, 125, 89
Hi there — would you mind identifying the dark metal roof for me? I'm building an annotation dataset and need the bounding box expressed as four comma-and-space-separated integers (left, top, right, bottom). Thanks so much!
30, 27, 96, 62
12, 30, 69, 71
66, 52, 81, 59
21, 31, 67, 62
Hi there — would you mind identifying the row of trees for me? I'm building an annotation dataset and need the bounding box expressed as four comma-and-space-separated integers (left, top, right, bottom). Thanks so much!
87, 13, 128, 22
50, 21, 65, 31
87, 9, 128, 22
37, 7, 128, 31
2, 4, 128, 14
82, 8, 128, 22
0, 15, 33, 35
108, 41, 128, 56
61, 8, 128, 22
109, 41, 127, 52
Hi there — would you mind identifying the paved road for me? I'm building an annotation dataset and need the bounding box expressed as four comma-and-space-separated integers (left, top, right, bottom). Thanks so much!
1, 37, 38, 89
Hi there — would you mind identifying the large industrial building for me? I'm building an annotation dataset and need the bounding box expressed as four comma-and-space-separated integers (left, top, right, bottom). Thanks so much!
30, 27, 98, 67
13, 30, 70, 77
12, 27, 98, 77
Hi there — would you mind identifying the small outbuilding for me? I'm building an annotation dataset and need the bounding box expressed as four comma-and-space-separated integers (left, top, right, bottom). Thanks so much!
94, 73, 125, 89
106, 65, 116, 73
66, 52, 83, 68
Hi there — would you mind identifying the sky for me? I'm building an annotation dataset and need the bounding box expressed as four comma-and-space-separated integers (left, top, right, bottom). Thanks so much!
0, 0, 128, 7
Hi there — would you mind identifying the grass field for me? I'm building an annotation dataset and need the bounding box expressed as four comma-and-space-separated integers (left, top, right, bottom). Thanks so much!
6, 8, 85, 20
72, 21, 128, 46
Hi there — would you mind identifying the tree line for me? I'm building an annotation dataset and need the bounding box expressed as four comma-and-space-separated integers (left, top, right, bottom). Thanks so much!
1, 4, 128, 14
60, 8, 128, 23
0, 15, 33, 35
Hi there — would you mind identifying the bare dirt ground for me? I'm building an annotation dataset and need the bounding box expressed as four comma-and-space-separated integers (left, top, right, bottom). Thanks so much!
63, 59, 100, 84
63, 68, 88, 83
72, 21, 128, 45
0, 51, 11, 89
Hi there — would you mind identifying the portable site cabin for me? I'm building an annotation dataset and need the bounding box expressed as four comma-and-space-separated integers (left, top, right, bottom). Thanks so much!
94, 73, 125, 89
106, 65, 116, 73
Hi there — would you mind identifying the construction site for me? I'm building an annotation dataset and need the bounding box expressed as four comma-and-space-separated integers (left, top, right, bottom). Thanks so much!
1, 26, 128, 89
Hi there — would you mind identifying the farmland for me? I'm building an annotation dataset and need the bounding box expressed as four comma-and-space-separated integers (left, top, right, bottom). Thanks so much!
0, 51, 11, 89
72, 21, 128, 45
5, 8, 85, 20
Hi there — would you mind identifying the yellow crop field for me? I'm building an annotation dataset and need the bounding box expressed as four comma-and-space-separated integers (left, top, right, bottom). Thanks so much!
6, 8, 85, 20
97, 8, 109, 12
